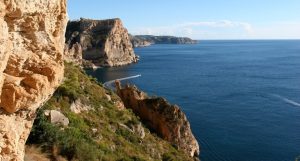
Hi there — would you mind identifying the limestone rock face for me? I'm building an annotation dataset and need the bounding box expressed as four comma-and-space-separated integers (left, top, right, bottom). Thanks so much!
65, 18, 139, 67
115, 81, 200, 158
0, 0, 67, 160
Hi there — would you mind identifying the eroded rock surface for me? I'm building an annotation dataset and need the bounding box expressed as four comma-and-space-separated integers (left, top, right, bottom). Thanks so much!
115, 81, 200, 158
0, 0, 67, 160
65, 18, 139, 67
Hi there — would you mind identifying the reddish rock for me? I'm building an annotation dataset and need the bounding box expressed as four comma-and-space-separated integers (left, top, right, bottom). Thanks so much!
115, 80, 200, 158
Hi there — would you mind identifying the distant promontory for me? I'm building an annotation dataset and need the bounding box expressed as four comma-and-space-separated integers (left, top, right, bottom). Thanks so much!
130, 35, 198, 48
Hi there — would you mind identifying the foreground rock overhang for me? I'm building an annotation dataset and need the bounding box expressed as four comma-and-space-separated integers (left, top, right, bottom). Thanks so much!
0, 0, 67, 160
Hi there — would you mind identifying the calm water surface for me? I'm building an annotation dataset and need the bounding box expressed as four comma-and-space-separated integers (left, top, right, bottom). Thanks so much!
87, 40, 300, 161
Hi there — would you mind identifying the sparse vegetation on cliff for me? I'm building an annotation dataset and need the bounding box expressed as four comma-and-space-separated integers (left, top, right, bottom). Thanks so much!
26, 63, 193, 161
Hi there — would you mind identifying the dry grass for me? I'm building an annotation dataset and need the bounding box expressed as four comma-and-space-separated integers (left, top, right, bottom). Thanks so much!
24, 145, 50, 161
25, 145, 68, 161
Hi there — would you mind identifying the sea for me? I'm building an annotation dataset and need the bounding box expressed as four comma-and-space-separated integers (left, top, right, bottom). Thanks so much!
86, 40, 300, 161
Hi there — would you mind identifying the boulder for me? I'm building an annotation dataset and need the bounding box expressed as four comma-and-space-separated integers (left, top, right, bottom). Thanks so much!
44, 110, 69, 126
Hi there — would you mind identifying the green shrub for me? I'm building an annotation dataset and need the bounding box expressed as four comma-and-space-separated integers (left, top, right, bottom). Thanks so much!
117, 156, 146, 161
26, 63, 193, 161
162, 152, 182, 161
116, 128, 139, 144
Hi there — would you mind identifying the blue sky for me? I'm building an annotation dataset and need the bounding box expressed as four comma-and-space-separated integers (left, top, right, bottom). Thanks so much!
68, 0, 300, 39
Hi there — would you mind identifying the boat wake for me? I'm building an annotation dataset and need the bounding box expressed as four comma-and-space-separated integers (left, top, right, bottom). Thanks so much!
103, 74, 141, 90
271, 94, 300, 107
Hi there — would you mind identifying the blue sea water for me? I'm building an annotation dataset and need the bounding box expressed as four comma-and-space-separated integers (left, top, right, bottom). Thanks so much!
87, 40, 300, 161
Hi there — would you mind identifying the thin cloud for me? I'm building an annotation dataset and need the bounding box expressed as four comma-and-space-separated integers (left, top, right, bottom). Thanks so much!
130, 20, 300, 39
251, 21, 300, 39
131, 20, 254, 38
180, 20, 253, 31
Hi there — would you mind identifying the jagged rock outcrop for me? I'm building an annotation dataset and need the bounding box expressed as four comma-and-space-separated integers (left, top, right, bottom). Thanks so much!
115, 81, 200, 158
0, 0, 67, 160
130, 35, 197, 47
65, 18, 139, 67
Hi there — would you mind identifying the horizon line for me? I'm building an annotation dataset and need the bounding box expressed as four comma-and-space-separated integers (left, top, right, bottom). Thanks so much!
194, 38, 300, 41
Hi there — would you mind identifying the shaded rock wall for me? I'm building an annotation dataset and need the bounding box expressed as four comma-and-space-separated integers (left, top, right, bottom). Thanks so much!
65, 18, 138, 67
0, 0, 67, 160
115, 81, 200, 158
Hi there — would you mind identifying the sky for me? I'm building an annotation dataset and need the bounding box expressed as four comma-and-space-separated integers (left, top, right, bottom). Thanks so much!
68, 0, 300, 40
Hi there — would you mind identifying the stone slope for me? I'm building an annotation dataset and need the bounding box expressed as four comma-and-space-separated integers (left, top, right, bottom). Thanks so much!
65, 18, 138, 67
115, 81, 200, 158
0, 0, 67, 160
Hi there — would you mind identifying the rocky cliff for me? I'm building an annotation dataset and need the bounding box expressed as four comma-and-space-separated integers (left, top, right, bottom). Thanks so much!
115, 81, 200, 158
65, 18, 139, 67
131, 35, 197, 47
26, 64, 194, 161
0, 0, 67, 160
130, 35, 153, 48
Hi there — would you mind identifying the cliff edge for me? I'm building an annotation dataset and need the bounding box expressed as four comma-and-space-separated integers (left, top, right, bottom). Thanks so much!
0, 0, 67, 160
115, 81, 200, 158
65, 18, 138, 67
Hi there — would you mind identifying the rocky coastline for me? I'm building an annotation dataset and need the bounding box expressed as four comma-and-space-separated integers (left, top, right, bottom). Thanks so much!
130, 35, 198, 48
0, 1, 200, 160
